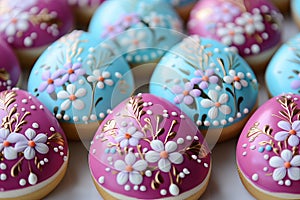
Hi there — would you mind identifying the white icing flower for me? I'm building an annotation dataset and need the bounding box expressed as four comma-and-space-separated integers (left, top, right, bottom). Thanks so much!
269, 149, 300, 181
14, 128, 49, 160
0, 128, 21, 160
145, 140, 183, 173
57, 84, 86, 111
0, 9, 29, 36
223, 70, 248, 90
114, 152, 148, 185
235, 12, 265, 35
216, 23, 245, 46
87, 70, 114, 89
119, 30, 148, 52
144, 12, 165, 27
274, 120, 300, 147
115, 126, 144, 148
200, 90, 231, 120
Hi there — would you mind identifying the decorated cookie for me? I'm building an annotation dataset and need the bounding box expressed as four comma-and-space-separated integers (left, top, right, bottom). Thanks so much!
0, 40, 21, 91
150, 36, 259, 142
236, 94, 300, 199
67, 0, 104, 28
292, 0, 300, 29
188, 0, 283, 71
265, 33, 300, 97
0, 0, 74, 67
27, 30, 135, 140
88, 0, 184, 66
89, 93, 211, 199
0, 89, 68, 200
163, 0, 197, 21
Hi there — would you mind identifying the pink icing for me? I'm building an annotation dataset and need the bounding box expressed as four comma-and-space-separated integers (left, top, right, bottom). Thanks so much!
188, 0, 282, 57
0, 0, 74, 49
0, 40, 20, 91
237, 94, 300, 195
0, 89, 68, 192
89, 93, 211, 199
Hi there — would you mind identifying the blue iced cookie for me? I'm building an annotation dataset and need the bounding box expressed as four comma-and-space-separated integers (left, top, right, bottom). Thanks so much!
88, 0, 184, 66
150, 35, 259, 142
292, 0, 300, 28
27, 30, 134, 140
266, 33, 300, 97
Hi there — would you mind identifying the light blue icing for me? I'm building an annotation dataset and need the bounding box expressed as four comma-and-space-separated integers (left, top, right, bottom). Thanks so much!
149, 36, 259, 129
88, 0, 184, 64
266, 33, 300, 96
292, 0, 300, 18
27, 30, 134, 124
161, 0, 196, 7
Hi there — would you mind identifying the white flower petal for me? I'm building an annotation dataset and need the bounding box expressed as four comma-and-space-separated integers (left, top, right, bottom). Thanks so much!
129, 171, 143, 185
208, 107, 218, 119
66, 84, 76, 94
93, 70, 101, 77
33, 134, 47, 143
218, 93, 228, 104
274, 131, 289, 141
102, 71, 110, 78
132, 131, 143, 139
208, 90, 218, 102
288, 167, 300, 181
104, 79, 114, 86
116, 171, 128, 185
127, 127, 137, 134
281, 150, 293, 162
150, 140, 164, 152
158, 158, 171, 173
57, 91, 69, 99
200, 99, 215, 108
269, 156, 284, 168
291, 155, 300, 167
234, 82, 242, 90
223, 76, 234, 84
233, 34, 245, 45
288, 135, 300, 147
125, 153, 136, 166
132, 160, 148, 171
165, 141, 177, 153
75, 88, 86, 98
3, 146, 17, 160
168, 152, 183, 164
24, 147, 36, 160
61, 100, 71, 110
278, 121, 291, 131
114, 160, 126, 171
87, 76, 97, 82
292, 121, 300, 131
73, 99, 85, 110
240, 80, 248, 87
35, 143, 49, 154
97, 82, 104, 89
272, 167, 286, 181
120, 139, 129, 148
145, 151, 160, 163
219, 105, 231, 115
25, 128, 36, 140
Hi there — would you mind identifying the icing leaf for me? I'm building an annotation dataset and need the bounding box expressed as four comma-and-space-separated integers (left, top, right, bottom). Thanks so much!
102, 120, 116, 132
263, 125, 273, 136
155, 171, 164, 184
11, 157, 24, 177
48, 132, 65, 146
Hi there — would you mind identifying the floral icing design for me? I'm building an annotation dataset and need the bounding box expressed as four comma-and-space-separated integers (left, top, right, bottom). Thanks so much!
188, 0, 283, 55
92, 95, 210, 197
0, 90, 66, 188
31, 30, 132, 123
151, 36, 258, 128
0, 1, 63, 47
247, 96, 300, 184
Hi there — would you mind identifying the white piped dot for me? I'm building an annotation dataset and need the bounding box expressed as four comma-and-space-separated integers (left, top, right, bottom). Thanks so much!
252, 174, 259, 181
204, 163, 209, 168
242, 152, 247, 156
124, 185, 130, 191
242, 144, 247, 148
32, 123, 39, 129
204, 121, 210, 126
98, 176, 105, 184
180, 115, 185, 119
44, 158, 48, 163
196, 120, 202, 126
50, 127, 55, 132
171, 112, 177, 116
19, 179, 26, 186
236, 112, 242, 118
264, 155, 269, 160
243, 108, 249, 114
0, 173, 6, 181
250, 145, 256, 150
133, 185, 139, 190
140, 185, 146, 192
186, 136, 192, 141
179, 172, 185, 178
146, 110, 152, 115
177, 138, 184, 144
145, 170, 152, 177
30, 105, 36, 110
160, 189, 167, 196
194, 136, 199, 140
54, 147, 58, 152
263, 167, 268, 172
285, 180, 291, 186
0, 163, 6, 170
192, 155, 197, 160
105, 168, 110, 172
22, 99, 27, 104
228, 117, 234, 122
278, 180, 284, 185
213, 120, 219, 126
183, 168, 190, 174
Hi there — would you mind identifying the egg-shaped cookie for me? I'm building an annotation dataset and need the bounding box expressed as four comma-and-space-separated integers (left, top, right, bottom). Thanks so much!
266, 33, 300, 97
88, 0, 184, 66
0, 89, 68, 200
89, 93, 211, 199
188, 0, 283, 71
0, 0, 74, 67
150, 36, 259, 142
163, 0, 197, 21
0, 39, 21, 91
27, 30, 135, 140
236, 94, 300, 200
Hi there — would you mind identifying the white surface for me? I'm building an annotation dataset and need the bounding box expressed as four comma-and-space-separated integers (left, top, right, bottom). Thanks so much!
36, 13, 298, 200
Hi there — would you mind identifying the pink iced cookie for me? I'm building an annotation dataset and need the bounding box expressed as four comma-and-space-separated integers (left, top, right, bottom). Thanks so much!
0, 0, 74, 67
236, 94, 300, 199
0, 89, 69, 200
89, 93, 211, 199
0, 40, 20, 91
188, 0, 283, 71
